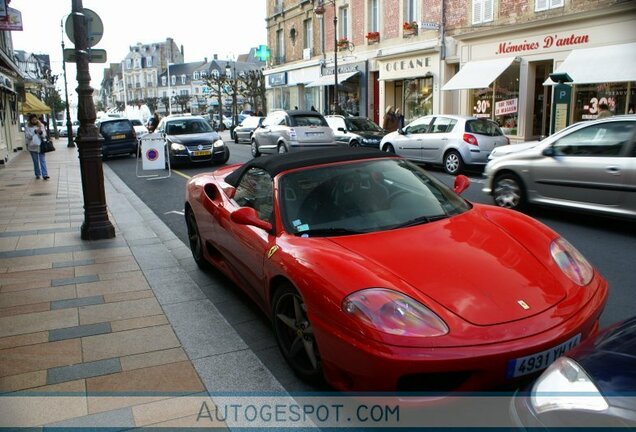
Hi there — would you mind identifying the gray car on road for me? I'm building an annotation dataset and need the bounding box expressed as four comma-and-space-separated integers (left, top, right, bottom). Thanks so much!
379, 114, 509, 175
251, 110, 337, 157
483, 115, 636, 219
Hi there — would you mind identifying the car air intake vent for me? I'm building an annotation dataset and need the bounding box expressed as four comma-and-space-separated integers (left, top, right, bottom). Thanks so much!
396, 372, 472, 393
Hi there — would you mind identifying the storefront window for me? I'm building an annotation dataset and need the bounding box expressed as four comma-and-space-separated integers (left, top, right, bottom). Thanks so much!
303, 87, 320, 112
573, 82, 635, 121
268, 87, 291, 111
403, 77, 433, 124
470, 62, 520, 135
340, 80, 360, 116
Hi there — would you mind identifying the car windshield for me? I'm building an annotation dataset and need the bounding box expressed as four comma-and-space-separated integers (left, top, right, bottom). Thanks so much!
465, 119, 503, 136
130, 119, 143, 126
279, 159, 470, 237
100, 121, 131, 135
290, 115, 327, 127
346, 118, 383, 132
166, 119, 213, 135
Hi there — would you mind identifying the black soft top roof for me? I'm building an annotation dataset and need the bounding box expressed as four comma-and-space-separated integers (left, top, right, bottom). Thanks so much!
224, 148, 393, 187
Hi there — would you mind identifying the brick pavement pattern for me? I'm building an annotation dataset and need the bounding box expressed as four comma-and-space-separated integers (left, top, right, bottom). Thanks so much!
0, 145, 226, 428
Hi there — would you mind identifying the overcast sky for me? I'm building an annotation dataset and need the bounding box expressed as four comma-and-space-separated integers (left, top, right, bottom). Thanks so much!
11, 0, 267, 100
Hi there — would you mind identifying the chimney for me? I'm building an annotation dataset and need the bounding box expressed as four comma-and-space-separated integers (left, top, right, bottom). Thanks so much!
213, 54, 218, 60
204, 57, 207, 63
181, 45, 184, 57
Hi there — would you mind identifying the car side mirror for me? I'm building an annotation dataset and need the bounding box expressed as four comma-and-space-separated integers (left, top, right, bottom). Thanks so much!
231, 207, 272, 232
542, 146, 556, 157
398, 128, 405, 135
453, 175, 470, 195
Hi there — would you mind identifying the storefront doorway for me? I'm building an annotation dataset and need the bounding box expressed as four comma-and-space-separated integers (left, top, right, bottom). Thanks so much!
531, 61, 553, 139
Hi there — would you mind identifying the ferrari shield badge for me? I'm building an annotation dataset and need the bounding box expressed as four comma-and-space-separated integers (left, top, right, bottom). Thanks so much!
267, 245, 279, 259
517, 300, 530, 310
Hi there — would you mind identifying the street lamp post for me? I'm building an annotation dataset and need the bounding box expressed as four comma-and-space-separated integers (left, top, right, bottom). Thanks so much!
71, 0, 115, 240
167, 63, 173, 115
60, 18, 74, 147
314, 0, 338, 114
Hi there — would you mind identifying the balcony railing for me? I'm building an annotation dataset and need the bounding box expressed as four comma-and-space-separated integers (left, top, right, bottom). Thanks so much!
273, 55, 286, 66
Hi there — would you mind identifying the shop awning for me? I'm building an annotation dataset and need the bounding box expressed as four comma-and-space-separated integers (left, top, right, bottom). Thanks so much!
305, 71, 360, 88
442, 57, 519, 91
544, 42, 636, 85
20, 92, 51, 115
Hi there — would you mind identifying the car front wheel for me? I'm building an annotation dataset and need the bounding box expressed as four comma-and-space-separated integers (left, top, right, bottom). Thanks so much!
272, 283, 322, 383
185, 208, 210, 270
493, 173, 526, 211
278, 143, 288, 154
383, 143, 395, 153
443, 150, 464, 175
251, 139, 260, 157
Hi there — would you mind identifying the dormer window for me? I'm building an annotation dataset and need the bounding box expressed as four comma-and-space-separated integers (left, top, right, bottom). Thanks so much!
162, 76, 167, 86
181, 74, 186, 85
193, 71, 199, 80
171, 75, 176, 86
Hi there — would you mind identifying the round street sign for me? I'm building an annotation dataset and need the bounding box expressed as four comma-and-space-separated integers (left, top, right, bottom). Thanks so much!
65, 9, 104, 47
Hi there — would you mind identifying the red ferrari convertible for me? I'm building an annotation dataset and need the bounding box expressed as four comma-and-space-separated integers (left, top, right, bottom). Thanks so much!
185, 148, 608, 393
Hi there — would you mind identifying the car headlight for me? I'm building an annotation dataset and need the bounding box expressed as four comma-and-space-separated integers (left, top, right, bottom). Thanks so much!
550, 238, 593, 286
213, 139, 224, 148
531, 356, 608, 414
342, 288, 448, 337
170, 143, 186, 151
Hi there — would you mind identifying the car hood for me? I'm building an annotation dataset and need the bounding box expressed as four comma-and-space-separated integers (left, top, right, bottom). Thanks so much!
168, 132, 219, 145
573, 317, 636, 400
328, 209, 566, 326
355, 131, 386, 139
490, 141, 540, 158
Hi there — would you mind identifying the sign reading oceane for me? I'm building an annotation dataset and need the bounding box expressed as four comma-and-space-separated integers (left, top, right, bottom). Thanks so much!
496, 33, 589, 55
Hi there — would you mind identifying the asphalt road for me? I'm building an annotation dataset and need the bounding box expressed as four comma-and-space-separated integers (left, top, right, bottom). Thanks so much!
105, 131, 636, 392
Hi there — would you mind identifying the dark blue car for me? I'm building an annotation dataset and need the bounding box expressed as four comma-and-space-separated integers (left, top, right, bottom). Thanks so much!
511, 316, 636, 428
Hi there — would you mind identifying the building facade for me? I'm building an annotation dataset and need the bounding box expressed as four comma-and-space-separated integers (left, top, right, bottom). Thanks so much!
116, 38, 184, 107
265, 0, 636, 140
0, 26, 27, 165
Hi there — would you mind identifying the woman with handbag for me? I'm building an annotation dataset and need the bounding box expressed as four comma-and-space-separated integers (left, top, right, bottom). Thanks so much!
24, 113, 49, 180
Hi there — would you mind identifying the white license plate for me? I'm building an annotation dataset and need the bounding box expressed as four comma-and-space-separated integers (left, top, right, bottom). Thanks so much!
506, 333, 581, 379
192, 150, 211, 156
305, 132, 324, 136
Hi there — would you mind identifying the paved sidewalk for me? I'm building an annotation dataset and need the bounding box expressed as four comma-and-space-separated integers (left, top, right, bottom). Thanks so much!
0, 143, 283, 428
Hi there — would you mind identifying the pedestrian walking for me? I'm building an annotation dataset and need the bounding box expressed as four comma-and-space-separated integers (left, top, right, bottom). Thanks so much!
597, 103, 613, 119
147, 111, 160, 133
382, 106, 399, 132
395, 108, 405, 129
24, 114, 49, 180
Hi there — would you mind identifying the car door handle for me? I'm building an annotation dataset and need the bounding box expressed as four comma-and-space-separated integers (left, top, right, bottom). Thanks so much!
606, 166, 621, 175
441, 138, 449, 141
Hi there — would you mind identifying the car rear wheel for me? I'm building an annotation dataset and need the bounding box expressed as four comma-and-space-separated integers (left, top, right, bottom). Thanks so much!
234, 133, 239, 144
278, 143, 288, 154
383, 143, 395, 153
443, 150, 464, 175
251, 139, 260, 157
493, 173, 527, 211
272, 283, 322, 383
185, 208, 210, 270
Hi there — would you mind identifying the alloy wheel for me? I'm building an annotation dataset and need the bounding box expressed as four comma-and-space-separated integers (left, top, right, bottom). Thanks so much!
186, 209, 209, 269
273, 286, 322, 381
493, 176, 523, 209
444, 151, 463, 175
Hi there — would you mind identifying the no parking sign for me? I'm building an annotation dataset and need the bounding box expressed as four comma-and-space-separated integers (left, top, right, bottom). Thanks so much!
140, 134, 166, 170
136, 133, 171, 180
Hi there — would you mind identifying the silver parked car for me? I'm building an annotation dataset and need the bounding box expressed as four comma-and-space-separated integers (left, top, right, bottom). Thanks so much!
483, 115, 636, 219
379, 115, 509, 174
251, 110, 337, 157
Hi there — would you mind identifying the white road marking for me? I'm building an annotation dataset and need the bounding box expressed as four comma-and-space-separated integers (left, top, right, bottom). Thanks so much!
164, 210, 185, 216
